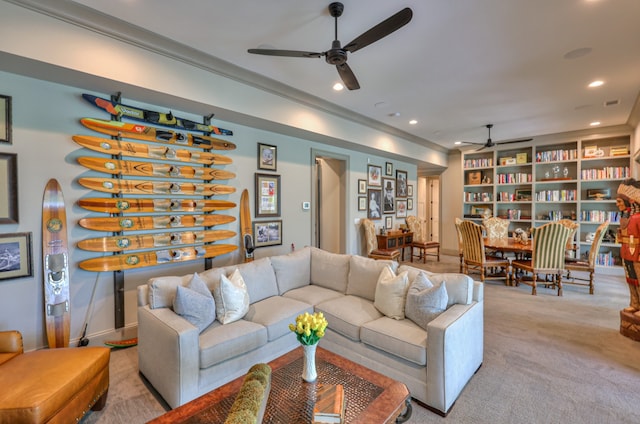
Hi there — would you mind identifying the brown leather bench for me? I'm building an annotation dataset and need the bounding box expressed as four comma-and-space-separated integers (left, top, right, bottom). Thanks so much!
0, 330, 110, 423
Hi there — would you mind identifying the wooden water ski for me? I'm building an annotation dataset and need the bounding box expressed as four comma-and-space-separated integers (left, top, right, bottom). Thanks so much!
79, 244, 238, 272
78, 197, 236, 214
78, 214, 235, 232
72, 135, 232, 165
79, 119, 236, 150
77, 229, 237, 252
82, 94, 234, 135
77, 156, 236, 181
78, 177, 236, 196
240, 189, 255, 263
42, 179, 70, 348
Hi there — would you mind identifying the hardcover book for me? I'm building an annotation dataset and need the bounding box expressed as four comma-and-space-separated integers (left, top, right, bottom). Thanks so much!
313, 384, 345, 424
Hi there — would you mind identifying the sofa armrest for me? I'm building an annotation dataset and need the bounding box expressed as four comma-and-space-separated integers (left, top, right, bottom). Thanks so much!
137, 305, 200, 409
425, 301, 484, 415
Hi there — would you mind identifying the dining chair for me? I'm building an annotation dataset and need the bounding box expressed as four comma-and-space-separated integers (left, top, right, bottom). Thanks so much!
459, 220, 510, 283
511, 222, 573, 295
564, 221, 609, 294
482, 216, 510, 258
557, 218, 579, 260
405, 215, 440, 263
361, 218, 401, 261
454, 217, 464, 272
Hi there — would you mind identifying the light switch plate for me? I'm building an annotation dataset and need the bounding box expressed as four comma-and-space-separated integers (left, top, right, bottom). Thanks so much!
302, 201, 310, 210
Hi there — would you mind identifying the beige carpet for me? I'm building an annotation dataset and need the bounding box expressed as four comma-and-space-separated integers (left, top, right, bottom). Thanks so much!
81, 255, 640, 423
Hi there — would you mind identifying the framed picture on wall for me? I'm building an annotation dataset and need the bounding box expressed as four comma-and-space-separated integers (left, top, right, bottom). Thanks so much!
407, 184, 413, 197
367, 188, 382, 220
407, 198, 413, 210
0, 95, 11, 145
385, 162, 393, 176
396, 170, 408, 197
367, 164, 382, 187
0, 152, 18, 224
257, 143, 277, 171
358, 196, 367, 211
253, 220, 282, 248
382, 178, 395, 213
255, 173, 281, 217
358, 179, 367, 194
385, 215, 392, 230
396, 199, 407, 218
0, 232, 32, 281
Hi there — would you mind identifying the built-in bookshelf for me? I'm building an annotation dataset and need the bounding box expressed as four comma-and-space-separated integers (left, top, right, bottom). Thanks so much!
462, 134, 632, 270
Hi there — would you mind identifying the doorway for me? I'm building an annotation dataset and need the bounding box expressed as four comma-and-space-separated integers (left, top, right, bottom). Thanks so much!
418, 176, 440, 242
312, 151, 348, 253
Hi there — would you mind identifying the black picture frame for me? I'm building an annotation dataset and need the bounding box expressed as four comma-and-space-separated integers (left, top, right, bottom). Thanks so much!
367, 188, 382, 220
586, 188, 611, 200
382, 178, 395, 213
385, 162, 393, 176
257, 143, 277, 171
0, 152, 18, 223
255, 173, 281, 217
0, 95, 11, 145
358, 196, 367, 211
253, 220, 283, 248
385, 215, 393, 229
514, 189, 532, 201
0, 232, 32, 281
396, 170, 408, 198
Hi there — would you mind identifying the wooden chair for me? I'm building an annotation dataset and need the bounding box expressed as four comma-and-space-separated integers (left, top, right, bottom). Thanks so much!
459, 220, 510, 283
455, 217, 464, 272
511, 222, 573, 295
361, 218, 401, 261
405, 215, 440, 263
557, 218, 579, 259
564, 221, 609, 294
482, 216, 510, 258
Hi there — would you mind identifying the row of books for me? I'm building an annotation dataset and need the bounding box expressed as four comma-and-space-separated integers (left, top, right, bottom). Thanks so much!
496, 173, 532, 184
535, 149, 578, 163
464, 192, 492, 202
463, 158, 493, 168
535, 190, 577, 202
596, 251, 618, 267
581, 166, 630, 180
579, 210, 620, 223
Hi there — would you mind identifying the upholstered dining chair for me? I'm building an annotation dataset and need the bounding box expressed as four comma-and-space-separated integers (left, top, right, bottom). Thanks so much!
511, 222, 573, 295
361, 218, 401, 261
459, 220, 510, 283
557, 218, 579, 260
455, 217, 464, 272
564, 221, 609, 294
482, 216, 510, 258
405, 215, 440, 263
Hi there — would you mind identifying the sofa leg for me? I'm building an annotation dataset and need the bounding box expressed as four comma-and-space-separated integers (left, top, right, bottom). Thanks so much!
396, 397, 413, 423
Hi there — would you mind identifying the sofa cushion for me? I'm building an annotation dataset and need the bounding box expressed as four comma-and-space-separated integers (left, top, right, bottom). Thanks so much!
199, 320, 268, 368
244, 296, 313, 341
405, 277, 448, 331
233, 258, 279, 303
213, 269, 250, 324
374, 267, 409, 320
283, 285, 344, 306
310, 247, 350, 293
398, 265, 473, 306
172, 273, 216, 332
346, 255, 398, 301
147, 274, 193, 309
316, 296, 382, 341
271, 247, 311, 294
361, 317, 427, 366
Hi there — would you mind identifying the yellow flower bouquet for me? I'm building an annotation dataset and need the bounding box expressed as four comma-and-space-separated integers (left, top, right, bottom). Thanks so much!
289, 312, 328, 346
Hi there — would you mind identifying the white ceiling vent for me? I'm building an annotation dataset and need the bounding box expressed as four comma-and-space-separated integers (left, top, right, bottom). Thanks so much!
604, 99, 620, 107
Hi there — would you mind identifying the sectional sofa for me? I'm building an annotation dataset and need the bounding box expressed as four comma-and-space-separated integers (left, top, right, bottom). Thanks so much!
136, 246, 483, 416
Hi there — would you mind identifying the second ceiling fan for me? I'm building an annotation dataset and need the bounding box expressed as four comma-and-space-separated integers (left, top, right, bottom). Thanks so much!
247, 2, 413, 90
462, 124, 533, 151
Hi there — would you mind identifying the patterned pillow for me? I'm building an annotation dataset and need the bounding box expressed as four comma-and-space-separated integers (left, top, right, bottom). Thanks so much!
405, 273, 448, 330
213, 268, 250, 324
374, 266, 409, 320
172, 272, 216, 333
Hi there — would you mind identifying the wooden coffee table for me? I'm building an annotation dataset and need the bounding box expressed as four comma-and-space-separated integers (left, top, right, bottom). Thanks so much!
148, 346, 411, 423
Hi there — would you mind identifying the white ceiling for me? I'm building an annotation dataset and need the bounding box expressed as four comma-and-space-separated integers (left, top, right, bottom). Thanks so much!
56, 0, 640, 149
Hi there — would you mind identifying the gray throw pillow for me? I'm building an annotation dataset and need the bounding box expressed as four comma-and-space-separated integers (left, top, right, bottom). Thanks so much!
405, 273, 448, 331
173, 272, 216, 333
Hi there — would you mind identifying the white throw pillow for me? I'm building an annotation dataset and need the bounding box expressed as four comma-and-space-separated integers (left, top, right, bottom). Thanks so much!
172, 272, 216, 333
405, 274, 448, 330
374, 266, 409, 320
213, 268, 250, 324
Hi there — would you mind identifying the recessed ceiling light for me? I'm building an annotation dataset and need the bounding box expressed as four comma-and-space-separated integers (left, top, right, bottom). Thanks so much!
590, 121, 601, 126
409, 120, 418, 125
333, 82, 344, 91
454, 141, 462, 145
588, 80, 604, 88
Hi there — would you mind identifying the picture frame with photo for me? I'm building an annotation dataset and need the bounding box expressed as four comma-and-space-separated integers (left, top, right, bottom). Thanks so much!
0, 232, 32, 281
255, 173, 281, 217
382, 178, 395, 213
257, 143, 277, 171
407, 184, 413, 197
514, 189, 532, 201
367, 164, 382, 187
396, 170, 408, 198
367, 188, 382, 220
253, 220, 282, 248
0, 95, 11, 145
358, 179, 367, 195
0, 152, 18, 224
407, 198, 413, 210
358, 196, 367, 211
385, 215, 393, 230
396, 199, 408, 218
385, 162, 393, 176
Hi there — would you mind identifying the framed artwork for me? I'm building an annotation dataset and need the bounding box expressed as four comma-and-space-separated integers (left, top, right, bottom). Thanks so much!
253, 220, 282, 248
382, 178, 395, 213
257, 143, 277, 171
407, 198, 413, 210
396, 199, 408, 218
385, 215, 393, 230
0, 232, 32, 281
586, 188, 611, 200
367, 164, 382, 187
514, 189, 532, 201
357, 179, 367, 195
0, 153, 18, 224
367, 188, 382, 220
407, 184, 413, 197
0, 95, 11, 145
255, 173, 281, 217
358, 196, 367, 211
396, 170, 408, 197
385, 162, 393, 176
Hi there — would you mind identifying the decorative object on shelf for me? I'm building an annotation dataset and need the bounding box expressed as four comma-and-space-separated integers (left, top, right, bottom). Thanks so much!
0, 152, 18, 223
584, 146, 605, 158
253, 220, 282, 248
481, 175, 491, 184
367, 164, 382, 187
514, 189, 532, 201
505, 158, 517, 165
0, 94, 11, 145
258, 143, 277, 171
610, 146, 629, 157
396, 170, 408, 197
289, 312, 328, 382
0, 232, 32, 281
516, 152, 527, 164
467, 171, 482, 185
255, 173, 281, 217
587, 188, 612, 200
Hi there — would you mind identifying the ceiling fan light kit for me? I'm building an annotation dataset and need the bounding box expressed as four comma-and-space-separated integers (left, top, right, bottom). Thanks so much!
248, 2, 413, 90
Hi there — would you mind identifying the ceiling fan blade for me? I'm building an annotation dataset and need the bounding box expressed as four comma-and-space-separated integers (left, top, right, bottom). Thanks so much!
497, 138, 533, 145
247, 48, 323, 58
343, 8, 413, 53
336, 63, 360, 90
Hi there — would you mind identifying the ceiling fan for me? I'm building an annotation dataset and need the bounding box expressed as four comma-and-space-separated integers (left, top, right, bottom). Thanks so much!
462, 124, 533, 151
247, 2, 413, 90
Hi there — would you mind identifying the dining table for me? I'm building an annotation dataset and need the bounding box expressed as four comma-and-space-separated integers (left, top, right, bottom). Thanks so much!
483, 237, 532, 286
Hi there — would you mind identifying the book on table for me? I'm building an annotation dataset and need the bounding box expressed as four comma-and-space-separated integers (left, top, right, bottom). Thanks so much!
313, 384, 345, 424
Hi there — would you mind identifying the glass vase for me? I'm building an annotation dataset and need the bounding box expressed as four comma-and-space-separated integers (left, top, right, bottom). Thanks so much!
302, 343, 318, 382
